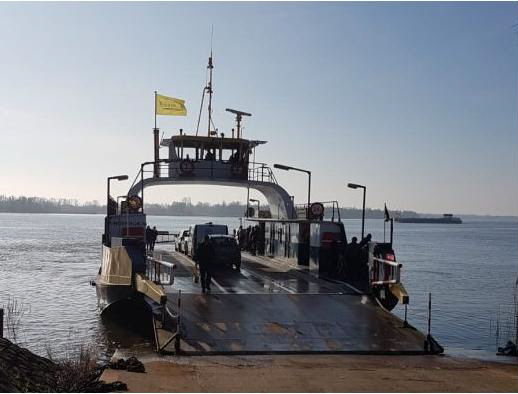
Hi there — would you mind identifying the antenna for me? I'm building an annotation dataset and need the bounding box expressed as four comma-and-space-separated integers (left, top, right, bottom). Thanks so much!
207, 26, 214, 137
226, 108, 252, 139
195, 26, 217, 137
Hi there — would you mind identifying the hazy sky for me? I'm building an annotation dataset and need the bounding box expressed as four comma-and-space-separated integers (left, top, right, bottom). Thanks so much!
1, 2, 516, 215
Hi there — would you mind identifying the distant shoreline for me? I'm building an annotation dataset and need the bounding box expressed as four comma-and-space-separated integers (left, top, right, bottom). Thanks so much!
1, 195, 516, 220
0, 211, 516, 221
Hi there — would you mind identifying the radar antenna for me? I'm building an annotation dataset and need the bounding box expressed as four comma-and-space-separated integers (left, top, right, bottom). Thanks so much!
226, 108, 252, 139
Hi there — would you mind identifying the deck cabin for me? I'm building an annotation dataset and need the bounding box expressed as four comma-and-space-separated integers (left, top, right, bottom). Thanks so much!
160, 133, 266, 181
245, 202, 347, 276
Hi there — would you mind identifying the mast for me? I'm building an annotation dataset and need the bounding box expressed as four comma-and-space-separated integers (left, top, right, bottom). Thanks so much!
207, 52, 213, 137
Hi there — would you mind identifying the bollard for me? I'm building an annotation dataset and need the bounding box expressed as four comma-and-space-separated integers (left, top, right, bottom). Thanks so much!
0, 308, 3, 338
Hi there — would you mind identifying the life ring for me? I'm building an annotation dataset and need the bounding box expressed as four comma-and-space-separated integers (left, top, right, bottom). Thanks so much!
127, 195, 142, 213
310, 202, 325, 218
179, 159, 194, 175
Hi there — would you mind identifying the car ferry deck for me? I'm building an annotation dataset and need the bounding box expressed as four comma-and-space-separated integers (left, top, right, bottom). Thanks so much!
149, 247, 428, 355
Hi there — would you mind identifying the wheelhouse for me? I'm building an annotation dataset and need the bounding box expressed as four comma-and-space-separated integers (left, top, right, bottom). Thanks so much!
160, 133, 266, 181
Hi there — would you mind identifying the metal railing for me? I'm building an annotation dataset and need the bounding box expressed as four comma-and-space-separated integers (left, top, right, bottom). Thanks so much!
156, 289, 182, 353
156, 231, 177, 244
370, 256, 402, 286
131, 159, 279, 186
125, 160, 280, 215
146, 256, 176, 286
294, 201, 342, 221
248, 162, 278, 184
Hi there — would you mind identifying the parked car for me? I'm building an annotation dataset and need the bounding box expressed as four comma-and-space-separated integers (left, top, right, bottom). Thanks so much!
208, 234, 241, 271
188, 223, 228, 261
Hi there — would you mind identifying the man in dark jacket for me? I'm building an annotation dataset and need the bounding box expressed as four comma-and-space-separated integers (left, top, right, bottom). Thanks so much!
198, 235, 213, 293
150, 226, 159, 251
145, 226, 152, 252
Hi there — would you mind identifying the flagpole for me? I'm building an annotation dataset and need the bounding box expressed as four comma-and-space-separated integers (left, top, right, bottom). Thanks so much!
153, 91, 159, 178
154, 91, 157, 129
383, 202, 386, 242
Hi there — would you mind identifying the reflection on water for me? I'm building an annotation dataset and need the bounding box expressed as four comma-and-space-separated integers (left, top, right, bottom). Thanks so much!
0, 213, 516, 357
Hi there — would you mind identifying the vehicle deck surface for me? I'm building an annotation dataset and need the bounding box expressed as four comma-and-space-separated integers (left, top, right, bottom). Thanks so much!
155, 248, 427, 355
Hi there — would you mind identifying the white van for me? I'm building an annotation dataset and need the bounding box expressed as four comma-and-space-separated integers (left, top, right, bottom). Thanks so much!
188, 222, 228, 261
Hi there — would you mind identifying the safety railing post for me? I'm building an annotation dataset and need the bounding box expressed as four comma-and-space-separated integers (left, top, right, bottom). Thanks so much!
424, 292, 433, 353
175, 289, 182, 353
427, 292, 432, 336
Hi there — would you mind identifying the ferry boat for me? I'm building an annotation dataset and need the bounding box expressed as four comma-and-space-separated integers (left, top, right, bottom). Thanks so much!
93, 52, 440, 355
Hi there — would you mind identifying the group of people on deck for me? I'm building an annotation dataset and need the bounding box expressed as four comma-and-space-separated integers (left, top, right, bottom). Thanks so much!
236, 225, 263, 255
191, 228, 373, 294
330, 233, 372, 286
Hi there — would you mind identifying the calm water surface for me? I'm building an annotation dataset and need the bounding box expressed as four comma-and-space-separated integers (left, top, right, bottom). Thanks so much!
0, 213, 516, 357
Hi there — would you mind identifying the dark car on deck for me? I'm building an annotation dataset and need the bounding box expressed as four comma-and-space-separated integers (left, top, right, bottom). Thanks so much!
208, 234, 241, 271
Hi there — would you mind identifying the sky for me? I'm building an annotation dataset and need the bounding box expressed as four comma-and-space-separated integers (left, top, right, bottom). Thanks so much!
0, 2, 516, 215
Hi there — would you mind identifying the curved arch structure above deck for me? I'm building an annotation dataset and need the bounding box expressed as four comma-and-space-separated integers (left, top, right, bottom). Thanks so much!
128, 177, 295, 220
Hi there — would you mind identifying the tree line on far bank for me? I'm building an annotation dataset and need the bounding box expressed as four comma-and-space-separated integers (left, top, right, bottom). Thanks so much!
0, 195, 419, 219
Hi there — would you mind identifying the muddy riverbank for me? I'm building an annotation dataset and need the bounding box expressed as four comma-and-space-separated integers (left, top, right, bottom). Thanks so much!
101, 351, 518, 392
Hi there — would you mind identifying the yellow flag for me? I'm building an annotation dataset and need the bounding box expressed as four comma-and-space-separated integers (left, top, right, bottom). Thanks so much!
155, 93, 187, 116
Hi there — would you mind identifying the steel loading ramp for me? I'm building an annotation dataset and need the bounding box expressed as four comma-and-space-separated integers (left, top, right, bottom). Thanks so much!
159, 292, 427, 355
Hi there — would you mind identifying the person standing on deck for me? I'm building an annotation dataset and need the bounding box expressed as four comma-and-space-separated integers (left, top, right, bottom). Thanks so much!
150, 226, 158, 252
359, 233, 372, 249
238, 226, 244, 250
145, 226, 152, 252
198, 236, 213, 293
345, 237, 360, 280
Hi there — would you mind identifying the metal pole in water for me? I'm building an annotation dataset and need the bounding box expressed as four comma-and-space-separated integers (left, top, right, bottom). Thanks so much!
0, 308, 3, 338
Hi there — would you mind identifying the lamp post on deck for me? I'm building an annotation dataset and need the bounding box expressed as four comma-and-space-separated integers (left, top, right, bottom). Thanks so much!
274, 164, 311, 216
249, 199, 260, 218
107, 175, 128, 215
347, 183, 366, 240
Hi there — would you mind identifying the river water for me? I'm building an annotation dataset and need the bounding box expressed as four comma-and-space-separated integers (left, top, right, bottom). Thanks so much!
0, 213, 516, 358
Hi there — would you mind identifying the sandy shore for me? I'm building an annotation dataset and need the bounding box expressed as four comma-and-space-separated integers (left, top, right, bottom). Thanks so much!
101, 353, 518, 392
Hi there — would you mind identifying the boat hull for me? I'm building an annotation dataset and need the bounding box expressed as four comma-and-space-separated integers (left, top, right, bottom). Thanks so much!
95, 276, 134, 314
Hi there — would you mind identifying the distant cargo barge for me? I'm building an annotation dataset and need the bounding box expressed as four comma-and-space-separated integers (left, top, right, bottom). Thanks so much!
395, 214, 462, 224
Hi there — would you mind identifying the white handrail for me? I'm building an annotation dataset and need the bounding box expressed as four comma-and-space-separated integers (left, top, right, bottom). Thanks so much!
147, 256, 176, 269
146, 257, 176, 286
371, 279, 397, 285
370, 255, 402, 286
372, 256, 401, 268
